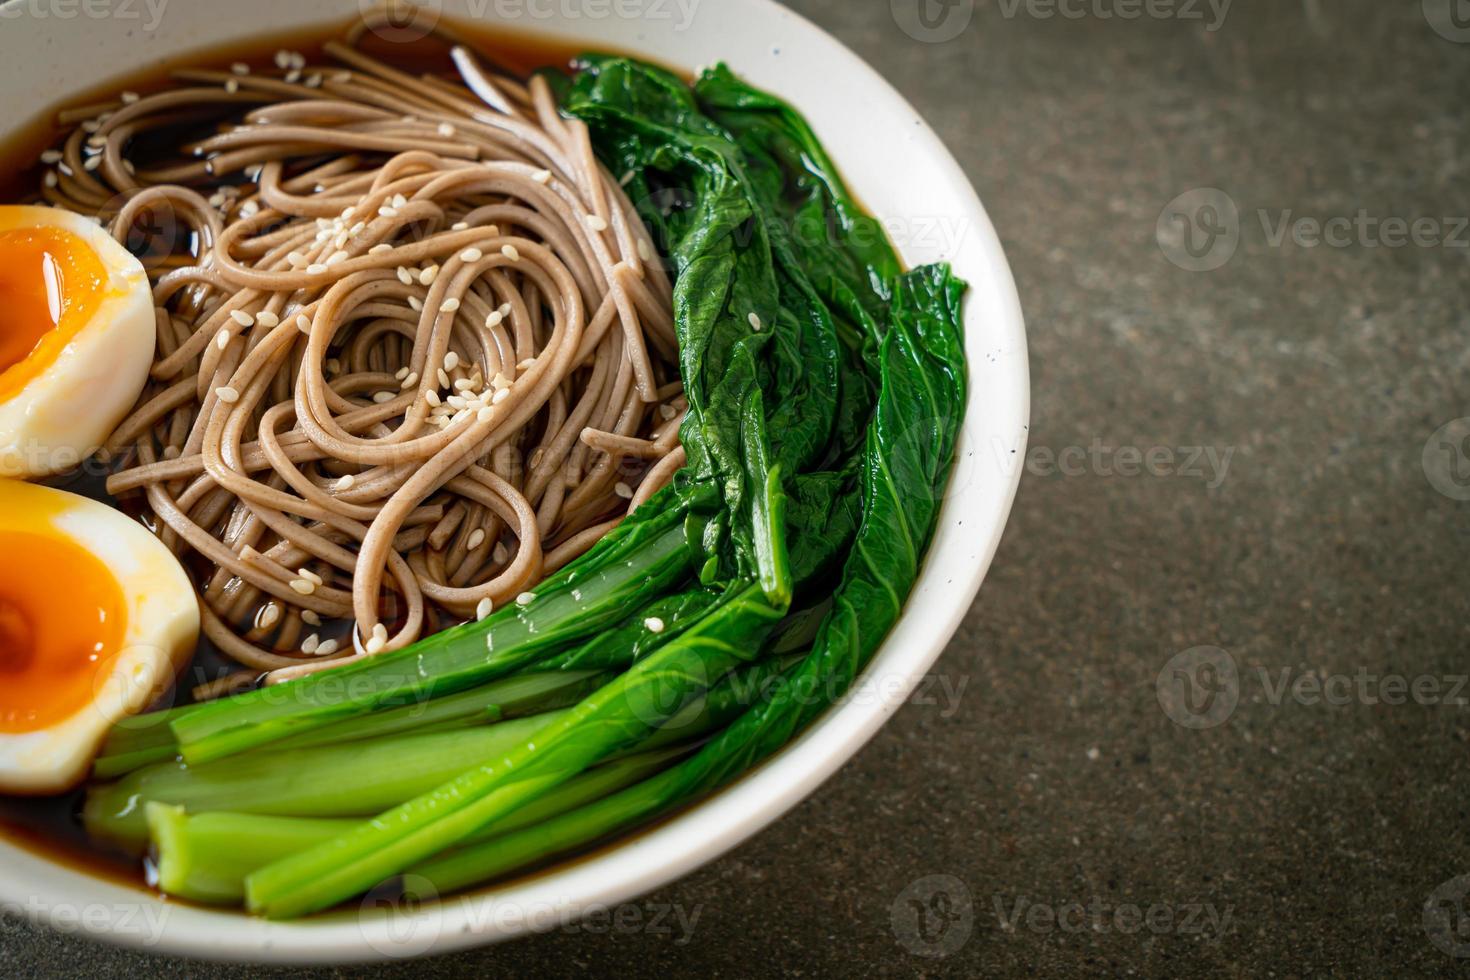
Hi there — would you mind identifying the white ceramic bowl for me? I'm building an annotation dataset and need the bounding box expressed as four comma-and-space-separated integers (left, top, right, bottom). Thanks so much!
0, 0, 1028, 962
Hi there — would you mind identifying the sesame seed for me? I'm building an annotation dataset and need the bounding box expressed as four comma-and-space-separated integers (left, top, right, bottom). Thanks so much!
443, 351, 460, 371
40, 150, 62, 164
306, 74, 323, 88
296, 314, 312, 333
369, 243, 392, 254
460, 247, 483, 262
447, 395, 467, 410
498, 302, 512, 318
43, 171, 58, 188
215, 386, 240, 404
298, 567, 323, 586
467, 529, 486, 549
492, 388, 510, 404
83, 156, 102, 172
408, 296, 423, 312
373, 623, 388, 642
644, 616, 665, 633
659, 404, 677, 420
315, 639, 339, 656
274, 50, 291, 69
400, 372, 419, 389
501, 244, 520, 261
437, 122, 455, 137
302, 610, 322, 626
86, 134, 106, 148
289, 578, 316, 596
373, 391, 395, 403
57, 162, 73, 177
451, 221, 470, 231
231, 62, 250, 75
491, 373, 510, 390
637, 239, 655, 263
392, 194, 408, 208
307, 263, 328, 274
419, 265, 439, 285
476, 597, 493, 621
379, 206, 398, 218
532, 169, 551, 183
516, 592, 535, 606
216, 330, 230, 350
301, 633, 320, 655
365, 635, 386, 654
286, 70, 301, 84
326, 249, 349, 265
586, 214, 608, 232
336, 474, 355, 491
256, 311, 279, 328
477, 406, 494, 422
485, 310, 503, 328
614, 481, 634, 499
256, 603, 281, 630
436, 368, 451, 388
425, 389, 441, 407
224, 79, 239, 94
440, 297, 460, 314
396, 266, 414, 285
748, 312, 762, 331
494, 542, 509, 563
395, 366, 410, 380
333, 72, 352, 84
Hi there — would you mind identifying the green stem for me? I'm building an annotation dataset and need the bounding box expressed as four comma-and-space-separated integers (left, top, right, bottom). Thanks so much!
168, 513, 691, 764
244, 583, 785, 919
85, 711, 567, 852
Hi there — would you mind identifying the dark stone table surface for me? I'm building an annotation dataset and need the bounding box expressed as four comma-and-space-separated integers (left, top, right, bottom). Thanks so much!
4, 0, 1468, 976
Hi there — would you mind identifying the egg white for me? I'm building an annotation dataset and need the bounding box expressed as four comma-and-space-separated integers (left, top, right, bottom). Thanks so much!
0, 205, 155, 480
0, 480, 198, 794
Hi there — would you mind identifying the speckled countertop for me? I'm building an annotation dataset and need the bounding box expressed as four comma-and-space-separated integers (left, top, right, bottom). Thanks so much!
5, 0, 1470, 976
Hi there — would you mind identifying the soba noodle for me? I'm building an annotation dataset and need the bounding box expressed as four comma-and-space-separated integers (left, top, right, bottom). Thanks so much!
40, 33, 685, 686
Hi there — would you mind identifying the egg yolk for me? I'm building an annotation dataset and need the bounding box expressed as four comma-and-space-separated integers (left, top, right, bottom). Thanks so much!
0, 226, 108, 402
0, 529, 127, 733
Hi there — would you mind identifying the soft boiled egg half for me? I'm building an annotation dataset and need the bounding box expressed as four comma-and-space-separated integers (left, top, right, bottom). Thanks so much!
0, 479, 198, 794
0, 204, 155, 479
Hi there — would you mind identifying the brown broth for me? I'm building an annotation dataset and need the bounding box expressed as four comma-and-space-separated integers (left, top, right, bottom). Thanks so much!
0, 15, 686, 908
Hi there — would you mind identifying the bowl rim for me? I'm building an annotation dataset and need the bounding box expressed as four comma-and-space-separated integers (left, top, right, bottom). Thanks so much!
0, 0, 1029, 962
